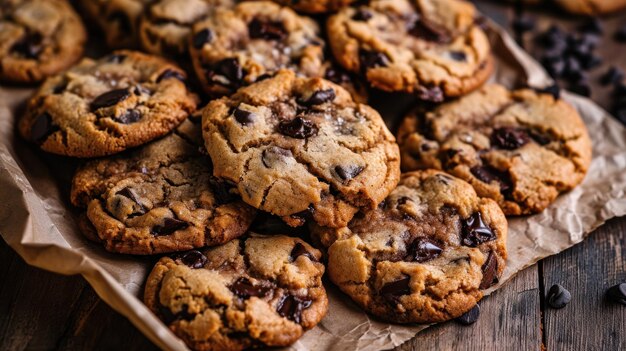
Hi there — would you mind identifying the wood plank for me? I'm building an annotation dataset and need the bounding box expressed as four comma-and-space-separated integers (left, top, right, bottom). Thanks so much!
541, 217, 626, 351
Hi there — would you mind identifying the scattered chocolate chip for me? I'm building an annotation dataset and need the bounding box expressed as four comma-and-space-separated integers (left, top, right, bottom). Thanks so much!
450, 51, 467, 62
157, 69, 186, 83
11, 32, 43, 59
541, 55, 566, 78
529, 130, 551, 146
455, 305, 480, 325
290, 242, 317, 262
407, 238, 443, 263
600, 66, 624, 86
563, 56, 583, 81
334, 165, 364, 182
249, 18, 286, 41
479, 251, 498, 289
233, 106, 255, 126
178, 250, 207, 269
262, 146, 292, 168
116, 109, 142, 124
278, 117, 318, 139
359, 49, 389, 70
606, 283, 626, 305
570, 80, 591, 97
579, 17, 603, 35
461, 212, 496, 247
380, 275, 411, 302
152, 218, 189, 236
30, 113, 55, 143
277, 295, 312, 324
615, 24, 626, 42
352, 8, 373, 21
209, 177, 237, 204
491, 127, 530, 150
106, 54, 127, 63
408, 18, 450, 43
193, 28, 213, 48
470, 165, 512, 193
91, 89, 130, 111
536, 84, 561, 100
298, 89, 336, 106
546, 284, 571, 309
512, 16, 535, 34
230, 278, 271, 299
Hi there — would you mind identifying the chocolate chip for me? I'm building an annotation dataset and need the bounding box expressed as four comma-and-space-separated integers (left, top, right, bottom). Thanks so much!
211, 58, 244, 86
563, 56, 583, 81
333, 165, 364, 182
606, 283, 626, 305
178, 250, 207, 269
491, 127, 530, 150
416, 86, 444, 102
233, 106, 255, 126
209, 177, 237, 204
541, 55, 565, 78
615, 24, 626, 42
479, 251, 498, 289
157, 69, 186, 83
298, 89, 336, 107
290, 242, 317, 262
193, 28, 213, 49
380, 276, 411, 302
455, 305, 480, 325
570, 80, 591, 97
450, 51, 467, 62
352, 8, 373, 21
152, 218, 189, 236
230, 278, 271, 299
579, 18, 603, 35
461, 212, 496, 247
408, 19, 450, 43
546, 284, 571, 309
159, 304, 195, 324
277, 295, 312, 324
116, 187, 146, 215
262, 147, 292, 168
529, 131, 551, 146
106, 54, 127, 63
30, 113, 55, 143
600, 66, 624, 86
407, 238, 443, 263
470, 165, 512, 193
11, 33, 43, 59
249, 18, 286, 41
116, 109, 142, 124
278, 117, 318, 139
108, 11, 132, 34
91, 89, 130, 111
536, 84, 561, 100
359, 49, 390, 70
513, 16, 535, 34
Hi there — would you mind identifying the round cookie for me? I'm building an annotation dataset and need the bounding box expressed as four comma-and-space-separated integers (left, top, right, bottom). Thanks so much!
327, 0, 493, 102
397, 84, 593, 215
0, 0, 86, 83
77, 0, 149, 49
144, 234, 328, 350
324, 170, 508, 323
139, 0, 234, 56
70, 116, 256, 255
265, 0, 357, 14
19, 50, 198, 158
201, 70, 400, 228
189, 1, 325, 97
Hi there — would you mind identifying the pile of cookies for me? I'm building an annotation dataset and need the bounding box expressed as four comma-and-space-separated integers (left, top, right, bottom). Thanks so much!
6, 0, 593, 349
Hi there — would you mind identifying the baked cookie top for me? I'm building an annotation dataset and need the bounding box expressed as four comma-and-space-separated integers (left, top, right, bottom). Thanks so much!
19, 50, 197, 158
189, 1, 325, 97
77, 0, 149, 49
327, 0, 493, 101
70, 114, 256, 255
397, 84, 593, 215
325, 170, 507, 323
139, 0, 234, 56
202, 70, 400, 228
0, 0, 86, 83
144, 234, 328, 350
265, 0, 356, 14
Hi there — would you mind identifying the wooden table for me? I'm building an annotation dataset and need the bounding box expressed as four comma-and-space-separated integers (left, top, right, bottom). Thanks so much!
1, 2, 624, 350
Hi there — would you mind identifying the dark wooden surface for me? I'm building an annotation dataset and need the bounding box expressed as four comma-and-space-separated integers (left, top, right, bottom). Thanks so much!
1, 2, 625, 351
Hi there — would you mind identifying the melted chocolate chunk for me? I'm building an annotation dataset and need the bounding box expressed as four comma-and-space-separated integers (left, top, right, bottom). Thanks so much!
470, 165, 512, 193
461, 212, 496, 247
249, 18, 286, 41
278, 117, 318, 139
11, 33, 43, 59
290, 242, 317, 262
277, 295, 312, 324
479, 251, 498, 289
334, 165, 364, 182
193, 28, 213, 49
407, 238, 443, 263
380, 276, 411, 302
157, 69, 186, 83
455, 305, 480, 325
352, 8, 373, 21
230, 278, 271, 299
491, 127, 531, 150
359, 49, 390, 70
233, 106, 256, 126
209, 177, 237, 204
210, 58, 244, 86
298, 89, 336, 106
159, 304, 195, 324
262, 147, 292, 168
450, 51, 467, 61
178, 250, 207, 269
30, 113, 55, 143
116, 109, 142, 124
91, 89, 130, 111
408, 18, 450, 43
116, 187, 146, 215
152, 218, 189, 236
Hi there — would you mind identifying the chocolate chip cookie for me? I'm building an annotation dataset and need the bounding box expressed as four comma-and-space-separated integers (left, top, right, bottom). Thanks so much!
189, 1, 325, 97
0, 0, 86, 83
70, 115, 256, 254
397, 84, 593, 215
327, 0, 493, 102
19, 50, 198, 158
77, 0, 148, 49
324, 170, 507, 323
202, 70, 400, 228
265, 0, 356, 14
139, 0, 234, 56
144, 234, 328, 350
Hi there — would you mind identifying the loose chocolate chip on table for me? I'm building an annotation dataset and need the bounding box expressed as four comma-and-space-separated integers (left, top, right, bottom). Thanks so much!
600, 66, 624, 86
116, 109, 142, 124
380, 275, 411, 302
491, 127, 530, 150
11, 33, 43, 59
449, 51, 467, 62
461, 212, 496, 247
570, 80, 591, 97
249, 18, 286, 41
298, 89, 336, 106
407, 238, 443, 263
290, 242, 317, 262
233, 106, 256, 126
193, 28, 213, 49
455, 305, 480, 325
579, 18, 603, 35
152, 218, 189, 236
334, 165, 364, 182
359, 49, 390, 70
178, 250, 207, 269
546, 284, 571, 309
277, 295, 312, 323
91, 89, 130, 111
157, 69, 186, 83
30, 113, 55, 143
278, 117, 318, 139
470, 165, 512, 193
606, 283, 626, 305
230, 277, 271, 298
352, 8, 373, 21
479, 251, 498, 289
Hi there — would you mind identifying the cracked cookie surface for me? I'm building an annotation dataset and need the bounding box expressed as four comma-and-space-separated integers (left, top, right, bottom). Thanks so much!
19, 50, 197, 158
0, 0, 86, 83
397, 84, 592, 215
324, 170, 507, 323
71, 115, 256, 255
201, 70, 400, 228
78, 0, 149, 49
327, 0, 493, 101
189, 1, 325, 97
144, 234, 328, 351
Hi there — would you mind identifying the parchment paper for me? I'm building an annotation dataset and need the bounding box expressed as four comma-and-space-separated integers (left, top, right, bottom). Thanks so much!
1, 21, 625, 351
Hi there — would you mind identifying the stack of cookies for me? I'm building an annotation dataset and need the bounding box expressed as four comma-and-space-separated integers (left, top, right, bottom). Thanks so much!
8, 0, 593, 349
